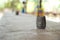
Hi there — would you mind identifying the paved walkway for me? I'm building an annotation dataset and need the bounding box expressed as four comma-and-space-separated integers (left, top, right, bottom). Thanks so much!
0, 11, 60, 40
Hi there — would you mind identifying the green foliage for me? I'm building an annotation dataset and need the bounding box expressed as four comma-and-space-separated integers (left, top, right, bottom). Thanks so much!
4, 1, 11, 8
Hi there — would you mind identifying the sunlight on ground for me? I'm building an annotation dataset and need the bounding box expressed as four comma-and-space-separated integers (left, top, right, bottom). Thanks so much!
0, 12, 3, 20
46, 16, 60, 23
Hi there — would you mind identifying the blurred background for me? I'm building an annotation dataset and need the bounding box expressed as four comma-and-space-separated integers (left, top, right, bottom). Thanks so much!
0, 0, 60, 22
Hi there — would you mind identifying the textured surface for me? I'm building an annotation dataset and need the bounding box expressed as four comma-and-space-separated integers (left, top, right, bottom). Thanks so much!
0, 11, 60, 40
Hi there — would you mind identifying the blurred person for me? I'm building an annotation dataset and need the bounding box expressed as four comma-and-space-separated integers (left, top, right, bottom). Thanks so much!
15, 2, 22, 15
22, 1, 26, 13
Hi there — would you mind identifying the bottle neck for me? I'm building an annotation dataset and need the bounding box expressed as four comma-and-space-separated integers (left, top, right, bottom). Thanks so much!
40, 0, 42, 8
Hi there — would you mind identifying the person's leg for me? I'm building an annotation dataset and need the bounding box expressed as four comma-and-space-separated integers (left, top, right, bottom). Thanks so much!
16, 11, 19, 15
